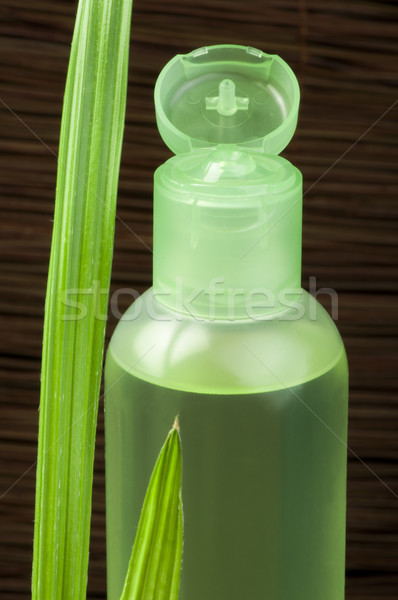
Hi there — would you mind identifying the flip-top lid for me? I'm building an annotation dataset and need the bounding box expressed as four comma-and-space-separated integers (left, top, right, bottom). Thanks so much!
155, 44, 300, 155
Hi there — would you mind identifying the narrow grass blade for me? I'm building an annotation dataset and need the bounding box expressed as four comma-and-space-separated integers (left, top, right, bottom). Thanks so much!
120, 418, 183, 600
32, 0, 133, 597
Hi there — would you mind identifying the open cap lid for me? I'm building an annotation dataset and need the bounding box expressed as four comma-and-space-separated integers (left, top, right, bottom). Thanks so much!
155, 44, 300, 155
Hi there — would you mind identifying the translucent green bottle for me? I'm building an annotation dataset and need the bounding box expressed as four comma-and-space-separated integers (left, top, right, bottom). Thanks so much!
105, 45, 348, 600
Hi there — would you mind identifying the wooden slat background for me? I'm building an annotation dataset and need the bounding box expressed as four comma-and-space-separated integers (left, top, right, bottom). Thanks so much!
0, 0, 397, 598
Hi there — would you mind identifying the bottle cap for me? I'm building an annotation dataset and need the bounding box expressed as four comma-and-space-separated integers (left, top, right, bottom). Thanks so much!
153, 46, 302, 319
153, 147, 302, 318
155, 44, 300, 155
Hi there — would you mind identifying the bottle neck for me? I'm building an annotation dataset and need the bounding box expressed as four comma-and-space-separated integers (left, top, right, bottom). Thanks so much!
152, 278, 303, 321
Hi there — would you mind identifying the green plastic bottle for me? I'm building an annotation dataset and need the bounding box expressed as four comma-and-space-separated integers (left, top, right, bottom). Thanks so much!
105, 45, 348, 600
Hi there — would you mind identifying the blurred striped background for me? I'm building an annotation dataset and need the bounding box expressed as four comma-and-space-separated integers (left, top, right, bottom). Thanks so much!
0, 1, 397, 597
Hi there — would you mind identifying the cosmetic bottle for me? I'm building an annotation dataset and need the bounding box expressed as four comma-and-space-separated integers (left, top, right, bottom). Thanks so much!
105, 44, 348, 600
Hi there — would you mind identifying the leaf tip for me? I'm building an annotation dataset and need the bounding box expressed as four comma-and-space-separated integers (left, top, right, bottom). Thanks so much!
172, 415, 180, 433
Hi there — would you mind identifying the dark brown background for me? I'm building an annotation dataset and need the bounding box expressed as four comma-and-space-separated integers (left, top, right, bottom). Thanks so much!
1, 0, 397, 598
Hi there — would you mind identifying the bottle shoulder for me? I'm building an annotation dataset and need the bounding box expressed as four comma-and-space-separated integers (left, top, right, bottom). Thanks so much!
107, 288, 347, 394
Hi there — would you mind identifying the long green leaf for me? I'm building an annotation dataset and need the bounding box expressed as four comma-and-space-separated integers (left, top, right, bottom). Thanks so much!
32, 0, 133, 597
120, 419, 184, 600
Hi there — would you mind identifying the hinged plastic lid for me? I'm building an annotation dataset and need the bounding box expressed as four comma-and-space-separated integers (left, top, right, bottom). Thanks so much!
155, 44, 300, 155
